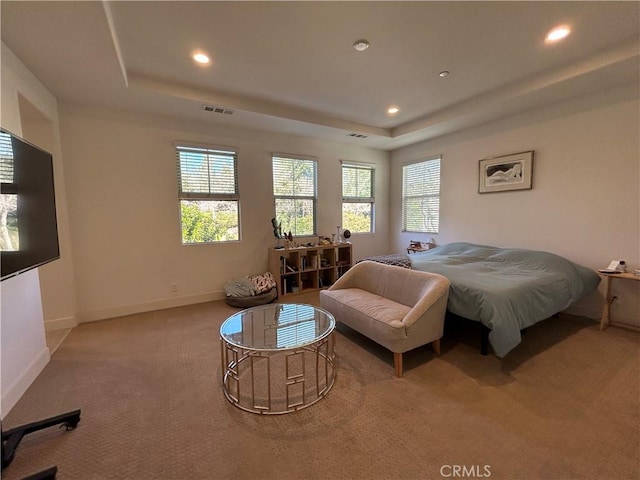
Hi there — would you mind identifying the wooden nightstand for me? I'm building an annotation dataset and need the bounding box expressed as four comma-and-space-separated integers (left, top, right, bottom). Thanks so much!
600, 272, 640, 330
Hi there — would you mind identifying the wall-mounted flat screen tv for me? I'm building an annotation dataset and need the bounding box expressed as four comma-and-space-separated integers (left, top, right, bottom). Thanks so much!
1, 128, 59, 281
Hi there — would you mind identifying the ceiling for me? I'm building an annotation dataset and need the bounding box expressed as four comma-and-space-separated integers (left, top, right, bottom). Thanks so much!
2, 1, 639, 151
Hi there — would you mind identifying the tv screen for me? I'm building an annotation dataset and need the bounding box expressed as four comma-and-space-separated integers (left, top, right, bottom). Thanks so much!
1, 128, 60, 281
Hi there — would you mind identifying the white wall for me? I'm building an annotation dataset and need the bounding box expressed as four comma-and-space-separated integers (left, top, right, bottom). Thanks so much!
391, 84, 640, 326
0, 43, 76, 417
59, 105, 390, 322
16, 95, 78, 333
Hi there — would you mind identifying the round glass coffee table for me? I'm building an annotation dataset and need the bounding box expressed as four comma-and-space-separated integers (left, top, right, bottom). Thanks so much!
220, 303, 336, 414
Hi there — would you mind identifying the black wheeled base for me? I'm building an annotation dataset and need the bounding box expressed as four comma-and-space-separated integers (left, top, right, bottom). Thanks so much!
22, 466, 58, 480
1, 409, 81, 478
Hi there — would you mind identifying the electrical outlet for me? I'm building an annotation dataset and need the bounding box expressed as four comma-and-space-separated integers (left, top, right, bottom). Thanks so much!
171, 283, 178, 293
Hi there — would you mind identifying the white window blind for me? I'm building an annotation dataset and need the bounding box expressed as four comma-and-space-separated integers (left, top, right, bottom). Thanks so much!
272, 155, 317, 236
177, 146, 238, 199
176, 145, 240, 243
342, 163, 374, 233
402, 157, 441, 233
275, 304, 316, 348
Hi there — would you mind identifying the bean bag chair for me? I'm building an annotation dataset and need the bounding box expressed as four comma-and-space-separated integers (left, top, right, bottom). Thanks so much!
224, 272, 278, 308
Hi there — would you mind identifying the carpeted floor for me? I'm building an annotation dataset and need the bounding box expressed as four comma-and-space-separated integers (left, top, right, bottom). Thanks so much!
3, 293, 639, 480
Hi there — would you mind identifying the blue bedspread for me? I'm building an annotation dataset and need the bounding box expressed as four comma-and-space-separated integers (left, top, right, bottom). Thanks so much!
409, 242, 600, 357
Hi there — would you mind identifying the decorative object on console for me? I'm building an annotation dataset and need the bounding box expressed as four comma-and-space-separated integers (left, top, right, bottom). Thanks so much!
283, 230, 295, 249
479, 150, 534, 193
599, 260, 628, 274
407, 239, 434, 254
271, 218, 283, 249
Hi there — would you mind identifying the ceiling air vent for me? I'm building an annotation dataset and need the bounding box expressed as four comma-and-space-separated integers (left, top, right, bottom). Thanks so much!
347, 132, 368, 138
202, 105, 234, 115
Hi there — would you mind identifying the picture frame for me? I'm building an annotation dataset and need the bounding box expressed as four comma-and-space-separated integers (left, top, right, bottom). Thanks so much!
478, 150, 534, 193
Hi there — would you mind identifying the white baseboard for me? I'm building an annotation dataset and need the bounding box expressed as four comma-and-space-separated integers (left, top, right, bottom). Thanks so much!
1, 347, 50, 420
609, 321, 640, 332
564, 305, 640, 330
44, 315, 78, 332
79, 290, 226, 323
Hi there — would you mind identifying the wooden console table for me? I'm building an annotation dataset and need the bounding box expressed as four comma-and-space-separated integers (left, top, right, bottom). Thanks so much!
600, 272, 640, 330
269, 244, 352, 298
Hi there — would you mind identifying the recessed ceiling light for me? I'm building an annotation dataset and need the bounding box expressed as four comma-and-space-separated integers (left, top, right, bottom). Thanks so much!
353, 39, 370, 52
545, 25, 571, 43
192, 52, 211, 65
387, 106, 400, 115
439, 71, 450, 77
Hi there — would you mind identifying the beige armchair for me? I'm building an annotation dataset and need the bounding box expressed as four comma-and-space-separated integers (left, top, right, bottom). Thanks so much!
320, 261, 450, 377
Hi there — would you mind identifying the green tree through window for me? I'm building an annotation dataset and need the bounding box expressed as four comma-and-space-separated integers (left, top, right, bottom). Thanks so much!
176, 145, 239, 243
272, 156, 317, 236
342, 163, 374, 233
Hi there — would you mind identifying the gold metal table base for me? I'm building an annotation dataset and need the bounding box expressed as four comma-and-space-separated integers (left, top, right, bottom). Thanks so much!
221, 333, 335, 414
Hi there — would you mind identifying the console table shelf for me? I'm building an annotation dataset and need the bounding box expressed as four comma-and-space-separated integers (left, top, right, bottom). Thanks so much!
269, 244, 352, 298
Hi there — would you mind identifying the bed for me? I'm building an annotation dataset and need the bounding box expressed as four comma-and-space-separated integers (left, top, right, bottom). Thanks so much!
361, 242, 601, 357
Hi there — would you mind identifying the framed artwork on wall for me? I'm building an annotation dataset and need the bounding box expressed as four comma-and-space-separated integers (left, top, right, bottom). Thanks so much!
478, 150, 534, 193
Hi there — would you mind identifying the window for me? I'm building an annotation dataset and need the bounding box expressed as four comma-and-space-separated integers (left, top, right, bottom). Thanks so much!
402, 157, 441, 233
341, 162, 374, 233
272, 155, 317, 236
176, 144, 239, 243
